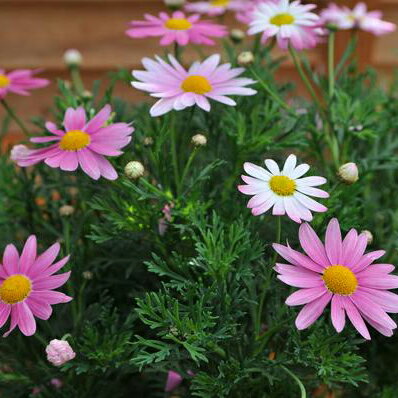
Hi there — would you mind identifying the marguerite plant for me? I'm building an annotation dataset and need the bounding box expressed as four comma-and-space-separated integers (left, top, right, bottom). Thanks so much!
126, 11, 227, 46
132, 54, 257, 116
274, 219, 398, 339
17, 105, 134, 180
238, 154, 328, 223
0, 236, 71, 337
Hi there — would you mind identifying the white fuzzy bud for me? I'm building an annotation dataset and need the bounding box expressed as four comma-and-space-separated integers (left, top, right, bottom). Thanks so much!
191, 134, 207, 146
63, 49, 82, 67
125, 161, 145, 179
237, 51, 254, 66
338, 162, 358, 184
230, 29, 245, 43
361, 230, 373, 245
59, 205, 75, 217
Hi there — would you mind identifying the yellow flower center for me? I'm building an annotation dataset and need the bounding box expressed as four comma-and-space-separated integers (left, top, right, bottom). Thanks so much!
269, 175, 296, 196
0, 74, 11, 89
210, 0, 230, 6
181, 75, 212, 95
165, 18, 192, 30
60, 130, 91, 151
323, 265, 358, 296
270, 13, 295, 26
0, 275, 32, 304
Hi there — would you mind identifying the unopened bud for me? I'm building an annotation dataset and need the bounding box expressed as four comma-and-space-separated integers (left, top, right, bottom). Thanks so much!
82, 271, 93, 280
191, 134, 207, 147
59, 205, 75, 217
10, 144, 31, 164
125, 161, 145, 179
81, 90, 93, 100
361, 230, 373, 245
337, 162, 358, 184
143, 137, 154, 146
63, 49, 82, 67
237, 51, 254, 66
230, 29, 245, 43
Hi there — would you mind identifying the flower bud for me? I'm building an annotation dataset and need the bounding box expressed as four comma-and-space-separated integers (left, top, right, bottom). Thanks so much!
237, 51, 254, 66
125, 161, 145, 179
63, 49, 82, 67
143, 136, 154, 146
81, 90, 93, 100
337, 162, 358, 184
164, 0, 185, 9
46, 339, 76, 367
230, 29, 245, 43
191, 134, 207, 147
10, 144, 31, 164
59, 205, 75, 217
82, 271, 93, 280
361, 230, 373, 245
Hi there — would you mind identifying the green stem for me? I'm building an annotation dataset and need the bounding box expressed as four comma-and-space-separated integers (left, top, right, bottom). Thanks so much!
255, 217, 282, 336
180, 148, 198, 190
280, 366, 307, 398
173, 42, 182, 62
70, 66, 85, 95
328, 31, 335, 98
288, 47, 323, 112
170, 115, 180, 195
249, 67, 293, 114
1, 99, 31, 136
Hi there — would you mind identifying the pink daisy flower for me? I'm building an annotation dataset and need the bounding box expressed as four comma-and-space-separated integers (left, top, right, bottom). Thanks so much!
0, 69, 49, 100
238, 154, 328, 223
0, 236, 72, 337
248, 0, 321, 50
274, 219, 398, 339
320, 3, 396, 36
132, 54, 257, 117
184, 0, 247, 16
17, 105, 134, 180
126, 11, 227, 46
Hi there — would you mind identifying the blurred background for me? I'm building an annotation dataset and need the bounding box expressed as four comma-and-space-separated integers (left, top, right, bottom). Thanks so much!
1, 0, 398, 143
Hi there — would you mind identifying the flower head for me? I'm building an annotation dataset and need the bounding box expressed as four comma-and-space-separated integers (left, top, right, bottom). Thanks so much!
126, 11, 227, 46
338, 162, 359, 184
16, 105, 134, 180
184, 0, 247, 16
132, 54, 256, 117
0, 236, 72, 337
273, 218, 398, 339
124, 161, 145, 179
320, 2, 396, 35
0, 69, 49, 99
46, 339, 76, 366
238, 154, 328, 223
248, 0, 321, 50
63, 49, 83, 67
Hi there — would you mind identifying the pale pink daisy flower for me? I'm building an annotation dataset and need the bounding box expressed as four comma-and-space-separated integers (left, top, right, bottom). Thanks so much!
0, 69, 49, 99
248, 0, 321, 50
236, 0, 274, 25
126, 11, 227, 46
273, 219, 398, 339
320, 3, 396, 36
238, 154, 328, 223
132, 54, 257, 117
185, 0, 247, 16
0, 236, 72, 337
17, 105, 134, 180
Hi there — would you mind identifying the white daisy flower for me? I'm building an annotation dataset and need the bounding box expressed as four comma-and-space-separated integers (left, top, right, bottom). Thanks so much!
248, 0, 320, 50
238, 154, 329, 223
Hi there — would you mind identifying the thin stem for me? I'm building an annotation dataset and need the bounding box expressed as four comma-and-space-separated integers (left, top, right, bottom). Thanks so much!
280, 366, 307, 398
170, 115, 180, 194
1, 99, 31, 136
173, 42, 182, 62
180, 148, 198, 190
249, 67, 293, 114
70, 66, 85, 95
255, 217, 282, 336
289, 47, 323, 112
328, 31, 335, 98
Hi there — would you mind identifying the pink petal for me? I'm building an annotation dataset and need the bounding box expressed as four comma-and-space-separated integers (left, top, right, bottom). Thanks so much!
362, 314, 394, 337
2, 244, 20, 275
285, 286, 326, 306
33, 271, 71, 290
85, 105, 112, 133
295, 292, 332, 330
26, 297, 52, 320
17, 302, 36, 336
325, 218, 342, 265
30, 243, 60, 279
19, 235, 37, 274
0, 303, 11, 328
77, 150, 101, 180
277, 274, 324, 289
30, 290, 73, 305
59, 152, 79, 172
299, 223, 330, 268
357, 287, 398, 313
64, 107, 86, 131
342, 299, 370, 340
40, 255, 70, 278
165, 370, 183, 392
331, 295, 345, 332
